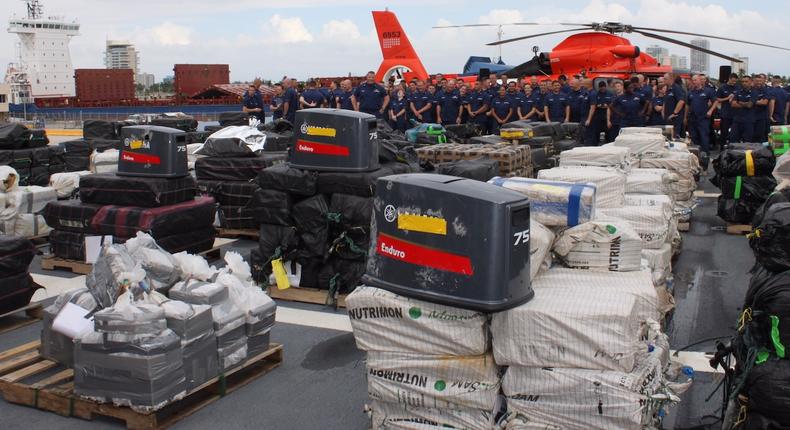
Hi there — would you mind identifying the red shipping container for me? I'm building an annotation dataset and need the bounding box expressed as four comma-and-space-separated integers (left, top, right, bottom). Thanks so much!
74, 69, 135, 103
173, 64, 230, 97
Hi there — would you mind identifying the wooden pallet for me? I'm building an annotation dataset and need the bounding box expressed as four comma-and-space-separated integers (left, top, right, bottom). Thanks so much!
726, 223, 752, 235
677, 222, 690, 232
40, 239, 230, 275
28, 233, 50, 246
0, 304, 43, 336
267, 285, 347, 308
217, 228, 260, 240
0, 340, 283, 430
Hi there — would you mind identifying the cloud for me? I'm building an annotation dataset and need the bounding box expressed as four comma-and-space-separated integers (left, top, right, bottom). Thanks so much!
322, 19, 362, 40
151, 22, 192, 46
268, 14, 313, 43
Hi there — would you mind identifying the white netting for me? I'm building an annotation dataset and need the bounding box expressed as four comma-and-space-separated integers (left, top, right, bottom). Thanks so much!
346, 286, 489, 355
530, 220, 554, 280
625, 168, 678, 196
90, 149, 119, 174
613, 132, 667, 157
538, 167, 626, 208
558, 146, 631, 171
49, 171, 92, 199
597, 204, 673, 250
553, 220, 642, 272
369, 400, 497, 430
366, 352, 500, 410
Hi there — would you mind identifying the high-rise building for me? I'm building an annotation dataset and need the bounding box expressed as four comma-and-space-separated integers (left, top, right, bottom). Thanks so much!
136, 72, 155, 89
732, 54, 749, 76
646, 45, 669, 62
690, 38, 710, 74
659, 54, 689, 70
105, 40, 139, 81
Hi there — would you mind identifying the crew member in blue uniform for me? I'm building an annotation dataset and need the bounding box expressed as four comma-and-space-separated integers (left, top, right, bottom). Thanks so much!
663, 73, 686, 139
753, 74, 770, 142
770, 75, 789, 126
544, 81, 570, 123
436, 79, 463, 125
533, 80, 551, 121
647, 85, 665, 126
388, 89, 409, 132
299, 80, 325, 109
467, 81, 491, 133
612, 82, 646, 129
281, 78, 299, 123
686, 75, 716, 154
567, 77, 589, 123
730, 75, 756, 143
558, 75, 571, 94
242, 84, 264, 121
408, 80, 434, 123
488, 86, 514, 134
585, 81, 613, 145
459, 84, 471, 123
270, 83, 284, 120
518, 85, 537, 121
716, 73, 738, 147
326, 81, 340, 109
336, 80, 354, 110
608, 81, 625, 141
507, 81, 522, 106
352, 71, 389, 118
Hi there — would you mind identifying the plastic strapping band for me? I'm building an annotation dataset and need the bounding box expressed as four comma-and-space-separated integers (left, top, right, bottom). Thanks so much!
770, 315, 786, 358
734, 176, 743, 200
567, 184, 584, 227
745, 150, 755, 177
69, 397, 74, 417
218, 373, 227, 396
33, 388, 39, 408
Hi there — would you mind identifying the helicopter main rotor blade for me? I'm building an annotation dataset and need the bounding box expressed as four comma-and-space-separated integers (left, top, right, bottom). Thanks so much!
633, 30, 743, 62
487, 28, 590, 46
632, 26, 790, 51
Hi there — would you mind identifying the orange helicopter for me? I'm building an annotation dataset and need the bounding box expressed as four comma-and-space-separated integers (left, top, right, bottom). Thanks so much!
373, 10, 789, 83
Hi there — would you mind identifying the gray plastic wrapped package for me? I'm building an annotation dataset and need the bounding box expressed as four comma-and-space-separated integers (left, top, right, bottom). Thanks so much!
218, 335, 247, 371
619, 127, 663, 136
73, 328, 186, 411
613, 132, 667, 157
346, 286, 489, 355
218, 270, 277, 336
502, 346, 674, 430
86, 244, 137, 309
559, 146, 631, 171
247, 330, 271, 357
488, 177, 596, 227
41, 288, 98, 366
597, 204, 673, 250
553, 220, 643, 272
125, 232, 182, 293
169, 279, 229, 305
2, 213, 52, 237
182, 331, 219, 390
3, 185, 58, 215
93, 302, 167, 335
625, 168, 677, 196
90, 149, 119, 174
366, 352, 501, 411
492, 269, 658, 371
48, 171, 92, 199
369, 400, 498, 430
529, 220, 553, 281
161, 301, 213, 343
538, 167, 626, 208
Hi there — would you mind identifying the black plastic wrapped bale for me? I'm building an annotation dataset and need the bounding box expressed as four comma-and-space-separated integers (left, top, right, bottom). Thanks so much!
195, 153, 287, 181
296, 257, 324, 288
118, 126, 188, 178
329, 194, 373, 230
292, 195, 329, 258
0, 123, 32, 150
317, 162, 412, 197
750, 203, 790, 272
318, 258, 366, 294
0, 235, 35, 277
256, 163, 318, 196
90, 138, 122, 153
50, 230, 93, 260
61, 139, 93, 156
262, 118, 294, 133
247, 188, 292, 225
43, 200, 103, 233
218, 111, 250, 127
249, 249, 268, 283
0, 272, 39, 315
526, 136, 554, 148
218, 206, 259, 230
554, 139, 578, 153
79, 174, 197, 207
155, 227, 216, 254
444, 123, 481, 141
195, 137, 256, 158
29, 166, 50, 186
257, 224, 300, 274
29, 129, 49, 147
742, 357, 790, 425
741, 269, 790, 353
363, 173, 533, 312
753, 188, 790, 227
82, 120, 117, 140
469, 135, 507, 145
435, 158, 500, 182
150, 116, 198, 132
717, 176, 777, 224
185, 131, 212, 145
713, 147, 775, 177
290, 108, 379, 172
530, 147, 548, 170
560, 122, 581, 140
198, 180, 258, 206
378, 140, 398, 163
328, 227, 369, 261
90, 196, 216, 238
262, 131, 292, 152
204, 125, 223, 133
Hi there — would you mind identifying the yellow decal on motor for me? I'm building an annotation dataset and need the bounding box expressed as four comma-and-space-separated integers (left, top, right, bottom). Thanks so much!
130, 139, 145, 150
306, 126, 336, 137
398, 213, 447, 235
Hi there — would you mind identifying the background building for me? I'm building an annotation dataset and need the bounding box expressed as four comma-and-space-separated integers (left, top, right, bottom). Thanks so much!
659, 54, 689, 70
646, 44, 669, 62
136, 72, 155, 89
690, 38, 710, 74
0, 83, 10, 121
105, 40, 139, 82
732, 54, 749, 76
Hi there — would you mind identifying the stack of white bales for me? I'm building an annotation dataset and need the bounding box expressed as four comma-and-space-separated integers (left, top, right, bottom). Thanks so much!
90, 149, 119, 174
346, 287, 501, 429
0, 166, 55, 236
48, 170, 92, 199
